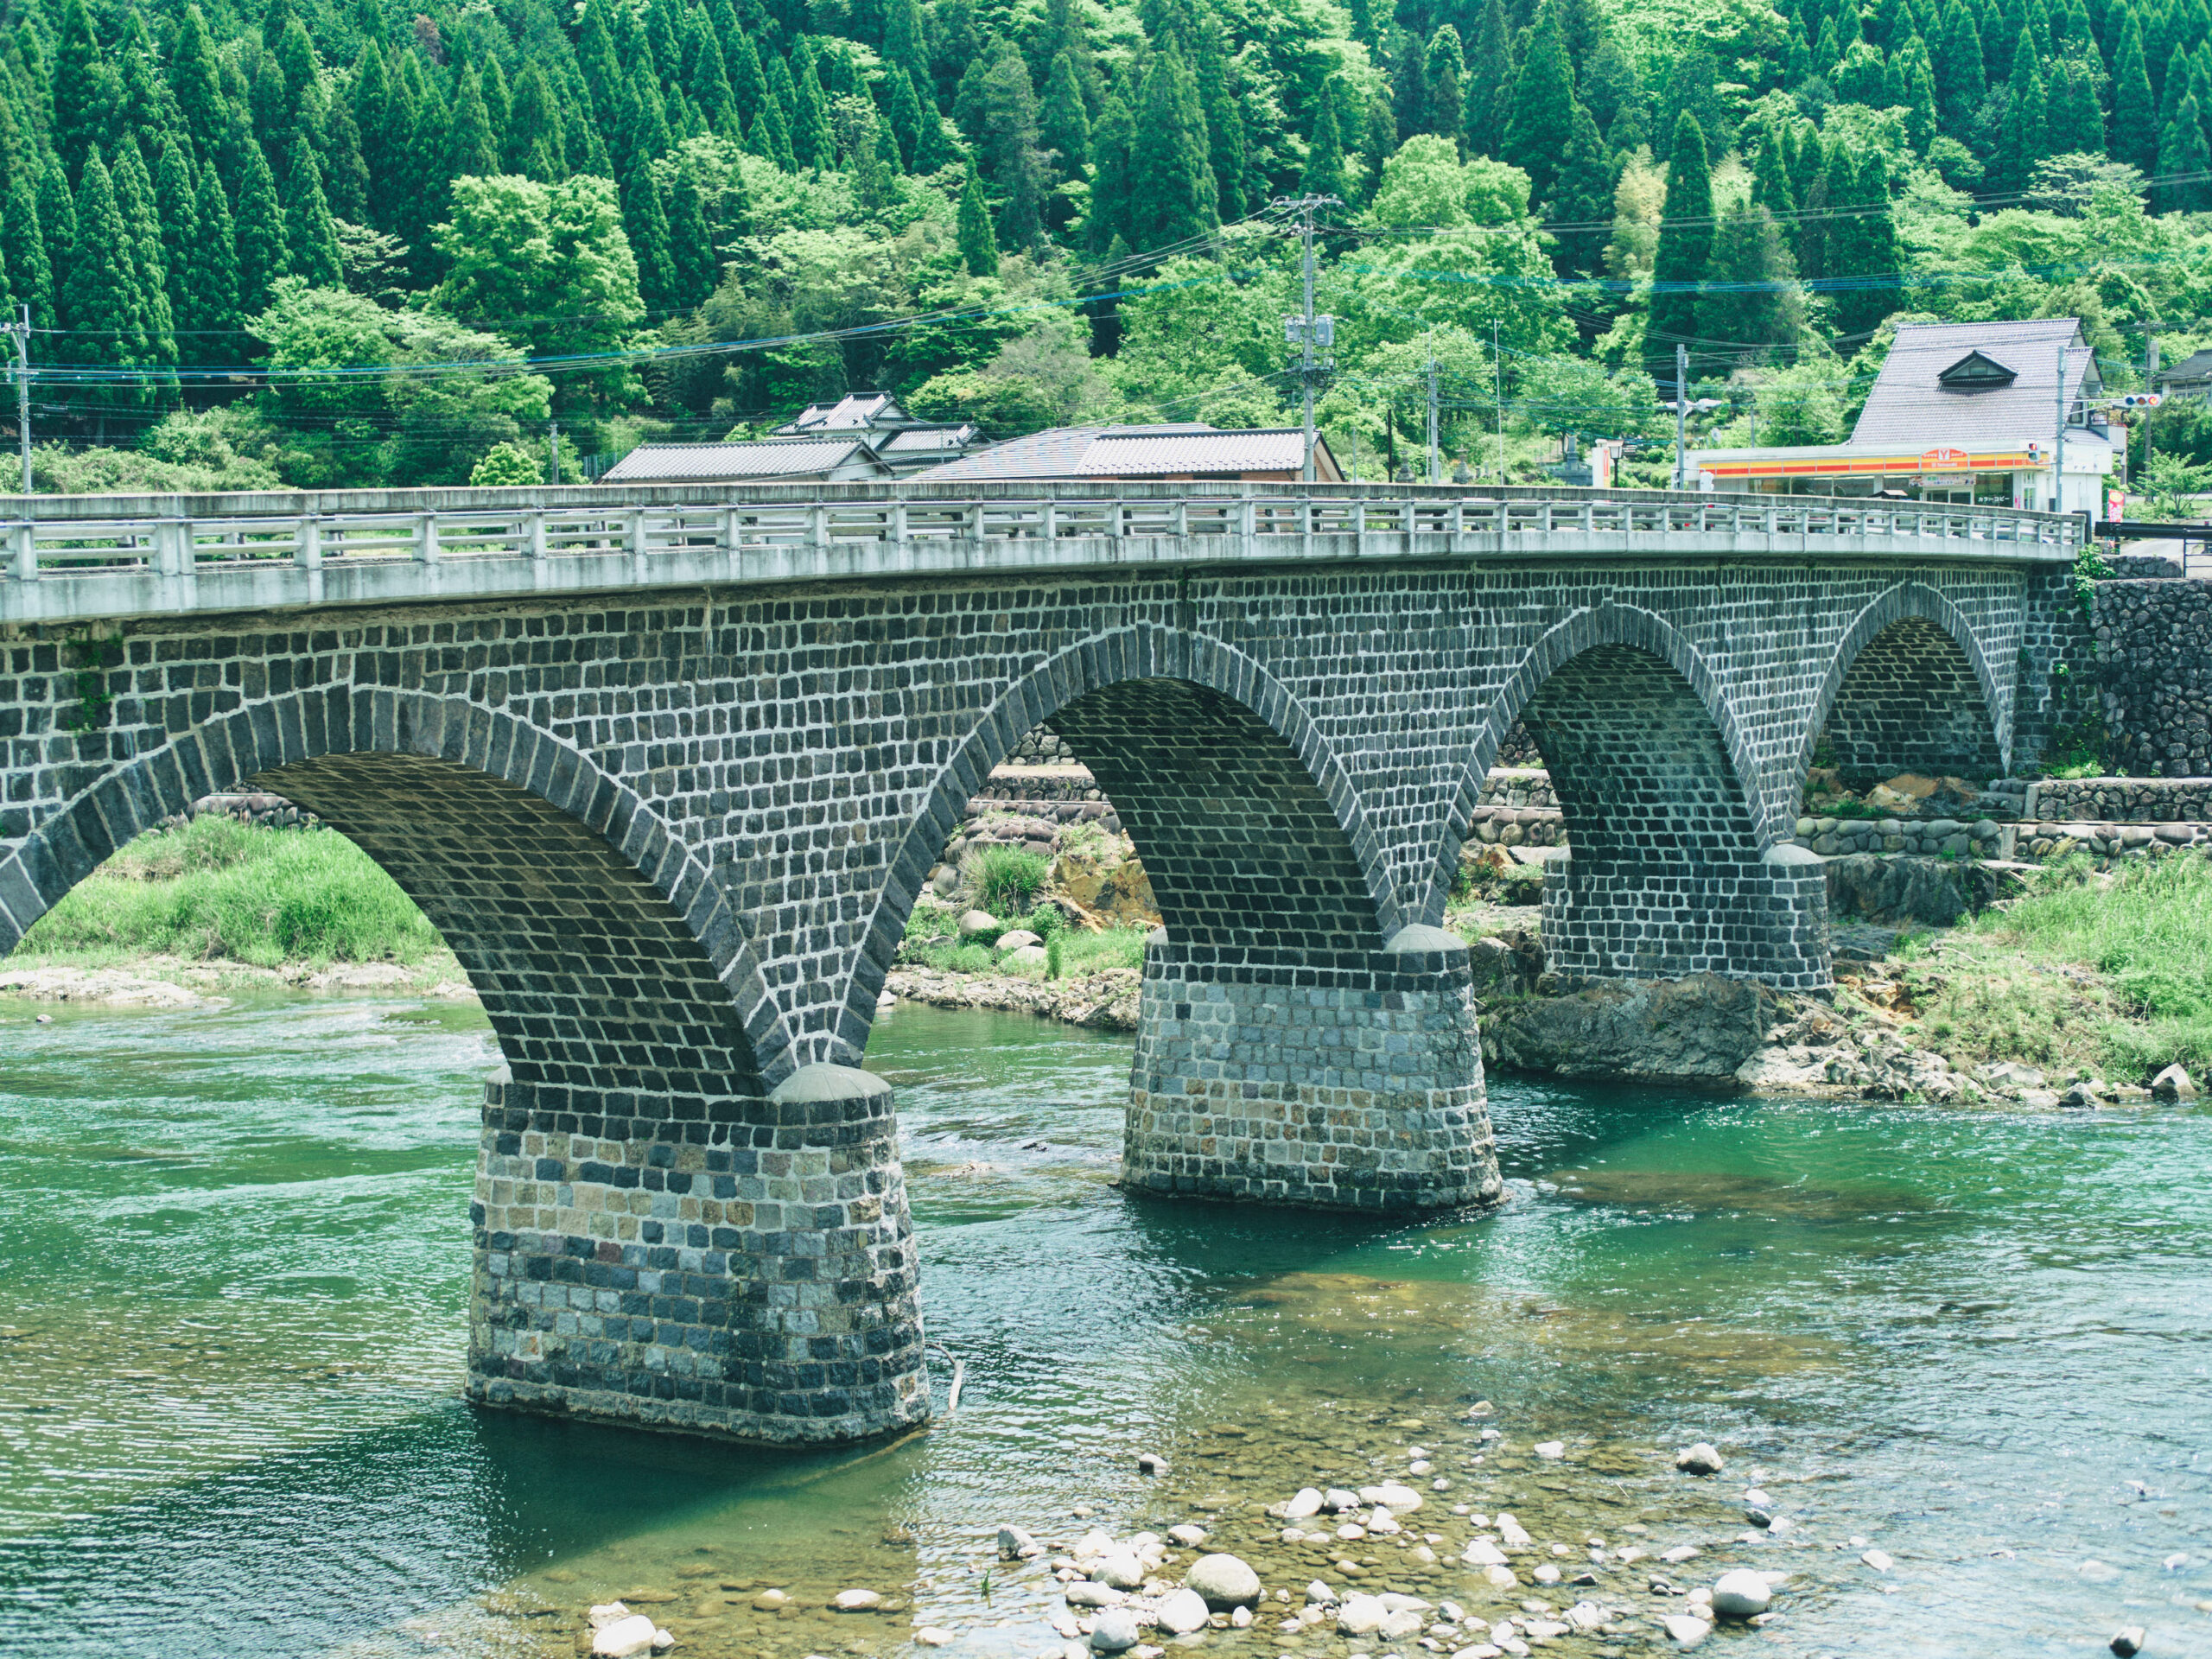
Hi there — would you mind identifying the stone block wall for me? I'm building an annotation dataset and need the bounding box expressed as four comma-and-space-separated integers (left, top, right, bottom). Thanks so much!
2090, 578, 2212, 775
471, 1069, 925, 1444
2023, 776, 2212, 822
1123, 938, 1501, 1211
1541, 851, 1832, 991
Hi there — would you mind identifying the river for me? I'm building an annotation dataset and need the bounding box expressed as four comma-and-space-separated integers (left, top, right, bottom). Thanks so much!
0, 993, 2207, 1656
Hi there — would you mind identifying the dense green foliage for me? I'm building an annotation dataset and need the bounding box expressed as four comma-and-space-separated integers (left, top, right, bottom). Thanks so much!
0, 0, 2204, 485
12, 816, 444, 966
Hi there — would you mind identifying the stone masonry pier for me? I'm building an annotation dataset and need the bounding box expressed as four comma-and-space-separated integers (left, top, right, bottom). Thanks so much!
0, 479, 2080, 1443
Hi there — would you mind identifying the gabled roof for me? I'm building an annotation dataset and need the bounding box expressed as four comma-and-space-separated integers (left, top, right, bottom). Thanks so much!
928, 424, 1342, 480
877, 424, 980, 454
2154, 347, 2212, 385
1936, 350, 2018, 388
774, 392, 907, 433
1852, 320, 2104, 451
599, 436, 890, 483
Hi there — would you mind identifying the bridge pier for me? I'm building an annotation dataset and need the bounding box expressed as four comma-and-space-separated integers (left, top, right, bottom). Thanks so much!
1540, 843, 1832, 991
1121, 928, 1503, 1211
469, 1065, 928, 1443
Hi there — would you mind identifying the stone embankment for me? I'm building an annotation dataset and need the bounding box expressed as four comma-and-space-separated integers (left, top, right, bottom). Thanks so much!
885, 964, 1141, 1031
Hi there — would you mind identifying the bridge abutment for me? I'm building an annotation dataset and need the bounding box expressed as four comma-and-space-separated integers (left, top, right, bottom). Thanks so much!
469, 1065, 927, 1444
1540, 844, 1832, 991
1121, 929, 1503, 1211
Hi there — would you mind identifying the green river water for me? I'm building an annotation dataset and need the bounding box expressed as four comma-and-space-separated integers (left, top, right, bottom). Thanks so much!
0, 993, 2207, 1657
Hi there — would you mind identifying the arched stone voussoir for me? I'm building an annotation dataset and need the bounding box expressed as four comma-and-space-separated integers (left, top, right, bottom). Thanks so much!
1800, 582, 2012, 792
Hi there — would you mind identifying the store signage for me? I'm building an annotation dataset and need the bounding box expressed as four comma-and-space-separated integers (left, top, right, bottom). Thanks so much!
1919, 447, 1971, 470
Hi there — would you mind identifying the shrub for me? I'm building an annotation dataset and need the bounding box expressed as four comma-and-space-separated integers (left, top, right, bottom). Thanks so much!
470, 442, 544, 486
968, 845, 1051, 916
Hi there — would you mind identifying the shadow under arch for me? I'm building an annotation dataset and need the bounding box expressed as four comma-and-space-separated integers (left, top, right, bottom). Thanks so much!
834, 626, 1398, 1062
0, 686, 794, 1094
1798, 582, 2009, 795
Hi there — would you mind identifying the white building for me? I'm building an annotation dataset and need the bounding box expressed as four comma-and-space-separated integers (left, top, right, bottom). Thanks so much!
1689, 319, 2115, 518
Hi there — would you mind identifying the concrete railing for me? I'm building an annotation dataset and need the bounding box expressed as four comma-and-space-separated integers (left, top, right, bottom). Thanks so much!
0, 480, 2082, 626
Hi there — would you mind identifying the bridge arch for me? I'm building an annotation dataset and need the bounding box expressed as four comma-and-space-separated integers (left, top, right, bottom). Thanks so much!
1800, 582, 2009, 795
0, 687, 794, 1092
838, 625, 1396, 1059
1432, 605, 1828, 988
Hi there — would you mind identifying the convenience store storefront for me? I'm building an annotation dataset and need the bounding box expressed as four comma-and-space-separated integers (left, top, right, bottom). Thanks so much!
1687, 440, 2113, 515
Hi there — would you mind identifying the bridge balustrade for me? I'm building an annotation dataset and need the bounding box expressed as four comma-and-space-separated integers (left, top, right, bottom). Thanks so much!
0, 484, 2082, 586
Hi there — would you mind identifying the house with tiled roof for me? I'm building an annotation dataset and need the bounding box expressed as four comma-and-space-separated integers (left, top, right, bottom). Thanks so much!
769, 391, 982, 477
927, 423, 1344, 483
599, 435, 895, 485
1688, 319, 2115, 517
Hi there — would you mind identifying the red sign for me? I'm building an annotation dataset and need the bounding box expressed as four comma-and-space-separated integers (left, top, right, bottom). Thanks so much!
1920, 447, 1971, 470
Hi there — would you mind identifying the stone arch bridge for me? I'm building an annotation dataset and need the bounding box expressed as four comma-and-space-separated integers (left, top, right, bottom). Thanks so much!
0, 481, 2079, 1444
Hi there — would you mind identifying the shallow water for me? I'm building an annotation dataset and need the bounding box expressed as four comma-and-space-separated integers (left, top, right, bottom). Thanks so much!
0, 994, 2208, 1656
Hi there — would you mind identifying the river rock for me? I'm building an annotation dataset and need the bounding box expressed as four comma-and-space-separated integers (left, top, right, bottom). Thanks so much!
1463, 1540, 1509, 1567
591, 1615, 659, 1658
1497, 1514, 1532, 1548
1533, 1440, 1564, 1459
1154, 1589, 1210, 1635
832, 1589, 884, 1611
1676, 1443, 1726, 1475
1358, 1482, 1424, 1511
2153, 1064, 2198, 1101
1186, 1553, 1261, 1608
1006, 944, 1050, 969
750, 1590, 789, 1610
1378, 1609, 1425, 1640
1861, 1549, 1893, 1572
1090, 1610, 1141, 1653
1137, 1452, 1169, 1475
916, 1630, 957, 1648
1000, 1526, 1039, 1560
2111, 1628, 2146, 1656
1662, 1612, 1713, 1648
2061, 1081, 2104, 1109
995, 929, 1043, 950
1485, 974, 1777, 1083
1336, 1595, 1389, 1636
1323, 1487, 1361, 1512
1284, 1488, 1324, 1519
1978, 1060, 2047, 1090
1093, 1553, 1146, 1590
957, 910, 1000, 940
1168, 1524, 1208, 1547
1709, 1569, 1772, 1619
1065, 1582, 1126, 1609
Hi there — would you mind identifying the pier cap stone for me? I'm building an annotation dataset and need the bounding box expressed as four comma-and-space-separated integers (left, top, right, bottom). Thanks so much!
1382, 924, 1469, 954
1761, 842, 1823, 868
769, 1062, 892, 1104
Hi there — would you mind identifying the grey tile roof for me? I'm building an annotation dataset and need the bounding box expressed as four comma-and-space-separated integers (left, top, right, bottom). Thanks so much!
776, 392, 901, 432
924, 427, 1114, 480
600, 437, 884, 483
877, 425, 978, 453
1850, 320, 2101, 451
1077, 428, 1308, 474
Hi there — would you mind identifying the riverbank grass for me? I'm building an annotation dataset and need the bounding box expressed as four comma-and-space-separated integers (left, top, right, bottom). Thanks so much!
1903, 854, 2212, 1081
897, 902, 1148, 978
8, 817, 451, 972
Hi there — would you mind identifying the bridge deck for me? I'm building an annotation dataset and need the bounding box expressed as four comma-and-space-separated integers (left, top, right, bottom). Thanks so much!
0, 481, 2080, 627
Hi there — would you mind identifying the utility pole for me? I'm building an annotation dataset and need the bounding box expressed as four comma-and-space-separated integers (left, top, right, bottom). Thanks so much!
1492, 320, 1504, 484
1273, 194, 1341, 483
1673, 341, 1689, 491
4, 305, 29, 494
2054, 342, 2067, 516
2145, 334, 2159, 487
548, 419, 561, 486
1425, 338, 1440, 484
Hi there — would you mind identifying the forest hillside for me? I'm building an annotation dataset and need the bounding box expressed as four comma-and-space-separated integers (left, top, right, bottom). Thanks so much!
3, 0, 2210, 490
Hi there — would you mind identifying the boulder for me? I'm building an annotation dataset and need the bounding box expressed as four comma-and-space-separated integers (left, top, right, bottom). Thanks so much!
1676, 1443, 1726, 1475
1486, 974, 1777, 1084
1357, 1482, 1424, 1512
1091, 1552, 1145, 1590
1089, 1609, 1141, 1653
1708, 1569, 1772, 1619
1154, 1589, 1211, 1635
591, 1617, 659, 1658
998, 1525, 1038, 1560
1064, 1583, 1125, 1609
1005, 944, 1050, 969
1825, 853, 1999, 928
1335, 1595, 1389, 1636
832, 1589, 884, 1611
1185, 1552, 1262, 1608
2152, 1063, 2199, 1101
1053, 843, 1160, 928
995, 929, 1043, 950
957, 909, 1000, 940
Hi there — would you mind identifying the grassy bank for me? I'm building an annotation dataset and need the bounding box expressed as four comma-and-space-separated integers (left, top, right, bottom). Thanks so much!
8, 817, 449, 971
1885, 854, 2212, 1083
896, 902, 1150, 978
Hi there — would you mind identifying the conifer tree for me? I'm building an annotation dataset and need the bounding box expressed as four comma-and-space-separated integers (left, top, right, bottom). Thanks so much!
400, 60, 451, 280
233, 137, 289, 312
353, 42, 397, 221
1830, 149, 1901, 337
1753, 128, 1797, 213
1504, 11, 1576, 208
189, 161, 240, 335
322, 95, 370, 225
1696, 200, 1802, 352
275, 19, 323, 143
1040, 52, 1090, 173
668, 153, 715, 305
1087, 91, 1134, 250
282, 135, 341, 288
1194, 22, 1248, 218
1300, 82, 1348, 197
1128, 44, 1217, 249
978, 41, 1046, 246
577, 0, 625, 129
37, 161, 75, 309
1797, 137, 1849, 278
448, 68, 500, 178
3, 174, 51, 330
1648, 111, 1714, 364
791, 52, 833, 168
1998, 33, 2048, 190
2157, 89, 2212, 207
154, 139, 200, 334
1424, 26, 1468, 154
1466, 0, 1516, 157
171, 4, 228, 168
621, 147, 676, 306
884, 0, 931, 86
2161, 43, 2192, 130
728, 29, 770, 129
62, 154, 146, 381
1550, 96, 1613, 275
112, 140, 175, 376
53, 0, 109, 175
2115, 11, 2161, 173
2050, 56, 2108, 150
957, 156, 996, 272
506, 64, 567, 177
690, 24, 738, 134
